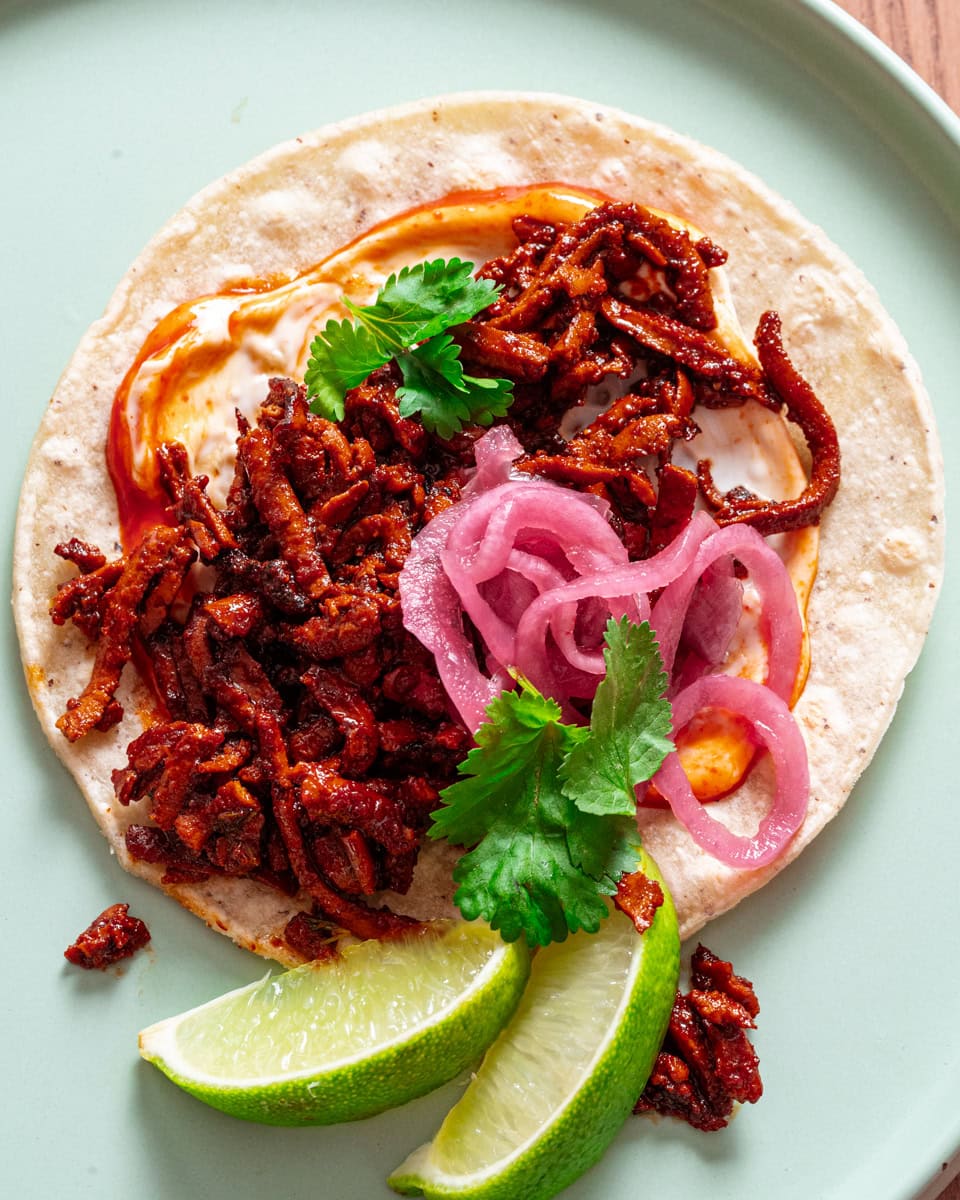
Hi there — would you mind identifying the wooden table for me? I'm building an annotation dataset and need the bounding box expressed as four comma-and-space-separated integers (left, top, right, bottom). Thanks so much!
834, 0, 960, 112
827, 7, 959, 1196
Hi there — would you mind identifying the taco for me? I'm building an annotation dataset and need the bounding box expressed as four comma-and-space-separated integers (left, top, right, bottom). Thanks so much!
14, 92, 943, 964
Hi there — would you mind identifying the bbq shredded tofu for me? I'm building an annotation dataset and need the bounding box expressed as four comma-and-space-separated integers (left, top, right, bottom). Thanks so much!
49, 201, 839, 962
64, 903, 151, 970
636, 944, 763, 1130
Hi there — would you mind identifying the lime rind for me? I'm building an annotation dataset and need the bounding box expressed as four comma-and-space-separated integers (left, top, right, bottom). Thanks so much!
389, 852, 680, 1200
139, 922, 530, 1127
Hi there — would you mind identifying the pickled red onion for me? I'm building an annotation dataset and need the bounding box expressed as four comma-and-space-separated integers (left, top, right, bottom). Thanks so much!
399, 428, 811, 870
442, 481, 629, 676
398, 501, 509, 733
651, 674, 809, 867
514, 511, 716, 705
651, 523, 802, 699
678, 559, 742, 668
461, 424, 525, 495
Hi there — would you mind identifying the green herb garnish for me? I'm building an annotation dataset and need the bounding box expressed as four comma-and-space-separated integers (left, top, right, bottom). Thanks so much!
305, 258, 514, 436
429, 619, 674, 946
559, 618, 674, 816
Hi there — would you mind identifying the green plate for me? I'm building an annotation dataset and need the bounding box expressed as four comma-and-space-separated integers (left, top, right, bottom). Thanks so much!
3, 1, 957, 1197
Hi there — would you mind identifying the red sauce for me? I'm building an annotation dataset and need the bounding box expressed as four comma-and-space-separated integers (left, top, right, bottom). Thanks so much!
102, 184, 818, 804
105, 184, 614, 549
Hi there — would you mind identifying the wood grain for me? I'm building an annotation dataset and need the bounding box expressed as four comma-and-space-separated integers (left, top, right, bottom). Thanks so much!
833, 0, 960, 112
806, 10, 959, 1200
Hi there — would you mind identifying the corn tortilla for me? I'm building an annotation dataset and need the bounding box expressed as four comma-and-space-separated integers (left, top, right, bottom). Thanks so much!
13, 92, 944, 962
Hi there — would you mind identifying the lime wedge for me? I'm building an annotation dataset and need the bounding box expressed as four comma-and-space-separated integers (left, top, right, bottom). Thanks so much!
139, 921, 529, 1126
389, 853, 679, 1200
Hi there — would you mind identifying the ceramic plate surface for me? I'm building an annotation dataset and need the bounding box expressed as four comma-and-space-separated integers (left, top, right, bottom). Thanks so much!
3, 1, 958, 1198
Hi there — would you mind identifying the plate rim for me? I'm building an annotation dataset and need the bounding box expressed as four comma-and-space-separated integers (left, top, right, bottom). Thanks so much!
4, 2, 960, 1198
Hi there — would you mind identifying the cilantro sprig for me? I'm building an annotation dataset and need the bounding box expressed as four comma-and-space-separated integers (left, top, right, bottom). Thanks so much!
429, 619, 674, 946
304, 258, 514, 437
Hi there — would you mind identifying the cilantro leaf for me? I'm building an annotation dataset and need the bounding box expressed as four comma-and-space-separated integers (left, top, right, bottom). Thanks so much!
430, 684, 639, 946
454, 373, 516, 426
346, 258, 500, 350
451, 822, 615, 945
304, 319, 390, 421
396, 337, 514, 439
303, 257, 513, 436
560, 618, 673, 817
429, 621, 673, 946
566, 809, 643, 882
429, 686, 581, 848
395, 337, 472, 439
